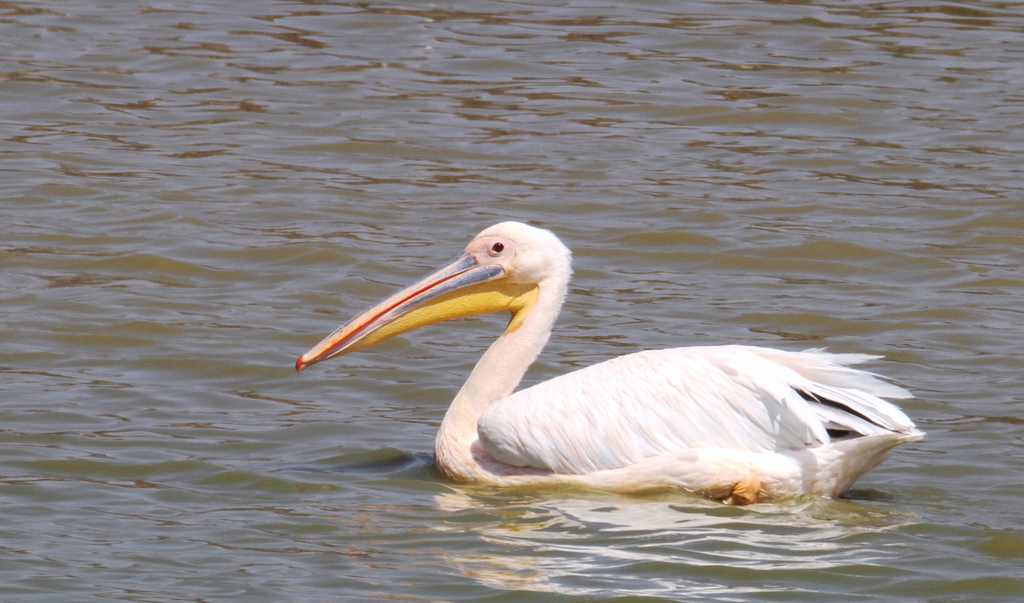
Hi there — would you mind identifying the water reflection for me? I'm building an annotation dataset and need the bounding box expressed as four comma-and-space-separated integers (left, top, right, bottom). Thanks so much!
435, 488, 913, 598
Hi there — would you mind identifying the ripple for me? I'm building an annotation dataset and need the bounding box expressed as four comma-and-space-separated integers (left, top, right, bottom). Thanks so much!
2, 0, 1023, 601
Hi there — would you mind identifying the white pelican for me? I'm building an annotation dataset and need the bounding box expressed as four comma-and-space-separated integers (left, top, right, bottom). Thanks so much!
297, 222, 922, 504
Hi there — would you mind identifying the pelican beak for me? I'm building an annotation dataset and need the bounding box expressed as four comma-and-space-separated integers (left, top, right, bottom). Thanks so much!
296, 252, 537, 371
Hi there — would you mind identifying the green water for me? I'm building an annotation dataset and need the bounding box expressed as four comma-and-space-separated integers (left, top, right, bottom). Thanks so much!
3, 1, 1023, 601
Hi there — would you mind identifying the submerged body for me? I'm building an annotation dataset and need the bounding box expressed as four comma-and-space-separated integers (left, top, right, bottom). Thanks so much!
297, 222, 922, 504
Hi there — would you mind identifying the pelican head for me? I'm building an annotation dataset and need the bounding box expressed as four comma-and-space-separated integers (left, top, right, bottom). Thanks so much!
296, 221, 571, 371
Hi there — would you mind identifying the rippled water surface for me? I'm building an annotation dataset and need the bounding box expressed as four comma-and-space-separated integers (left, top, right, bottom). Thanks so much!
3, 0, 1024, 601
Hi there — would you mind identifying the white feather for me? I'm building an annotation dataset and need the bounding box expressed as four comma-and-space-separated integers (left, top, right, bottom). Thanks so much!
477, 346, 917, 475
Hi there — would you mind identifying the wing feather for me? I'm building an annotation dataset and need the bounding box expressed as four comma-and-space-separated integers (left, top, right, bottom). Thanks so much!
476, 346, 916, 474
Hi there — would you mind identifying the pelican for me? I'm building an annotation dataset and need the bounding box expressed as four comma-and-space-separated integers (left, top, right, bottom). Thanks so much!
297, 222, 922, 504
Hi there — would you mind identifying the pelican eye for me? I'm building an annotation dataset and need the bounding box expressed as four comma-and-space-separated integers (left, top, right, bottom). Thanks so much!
489, 241, 505, 256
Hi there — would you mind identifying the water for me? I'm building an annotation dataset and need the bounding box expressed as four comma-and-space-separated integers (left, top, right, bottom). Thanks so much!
3, 0, 1023, 600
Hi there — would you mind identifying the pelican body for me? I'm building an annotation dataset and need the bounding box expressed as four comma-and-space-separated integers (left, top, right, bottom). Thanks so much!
297, 222, 922, 504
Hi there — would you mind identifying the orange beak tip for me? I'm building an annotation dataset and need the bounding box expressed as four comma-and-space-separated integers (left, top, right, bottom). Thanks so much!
295, 356, 306, 372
